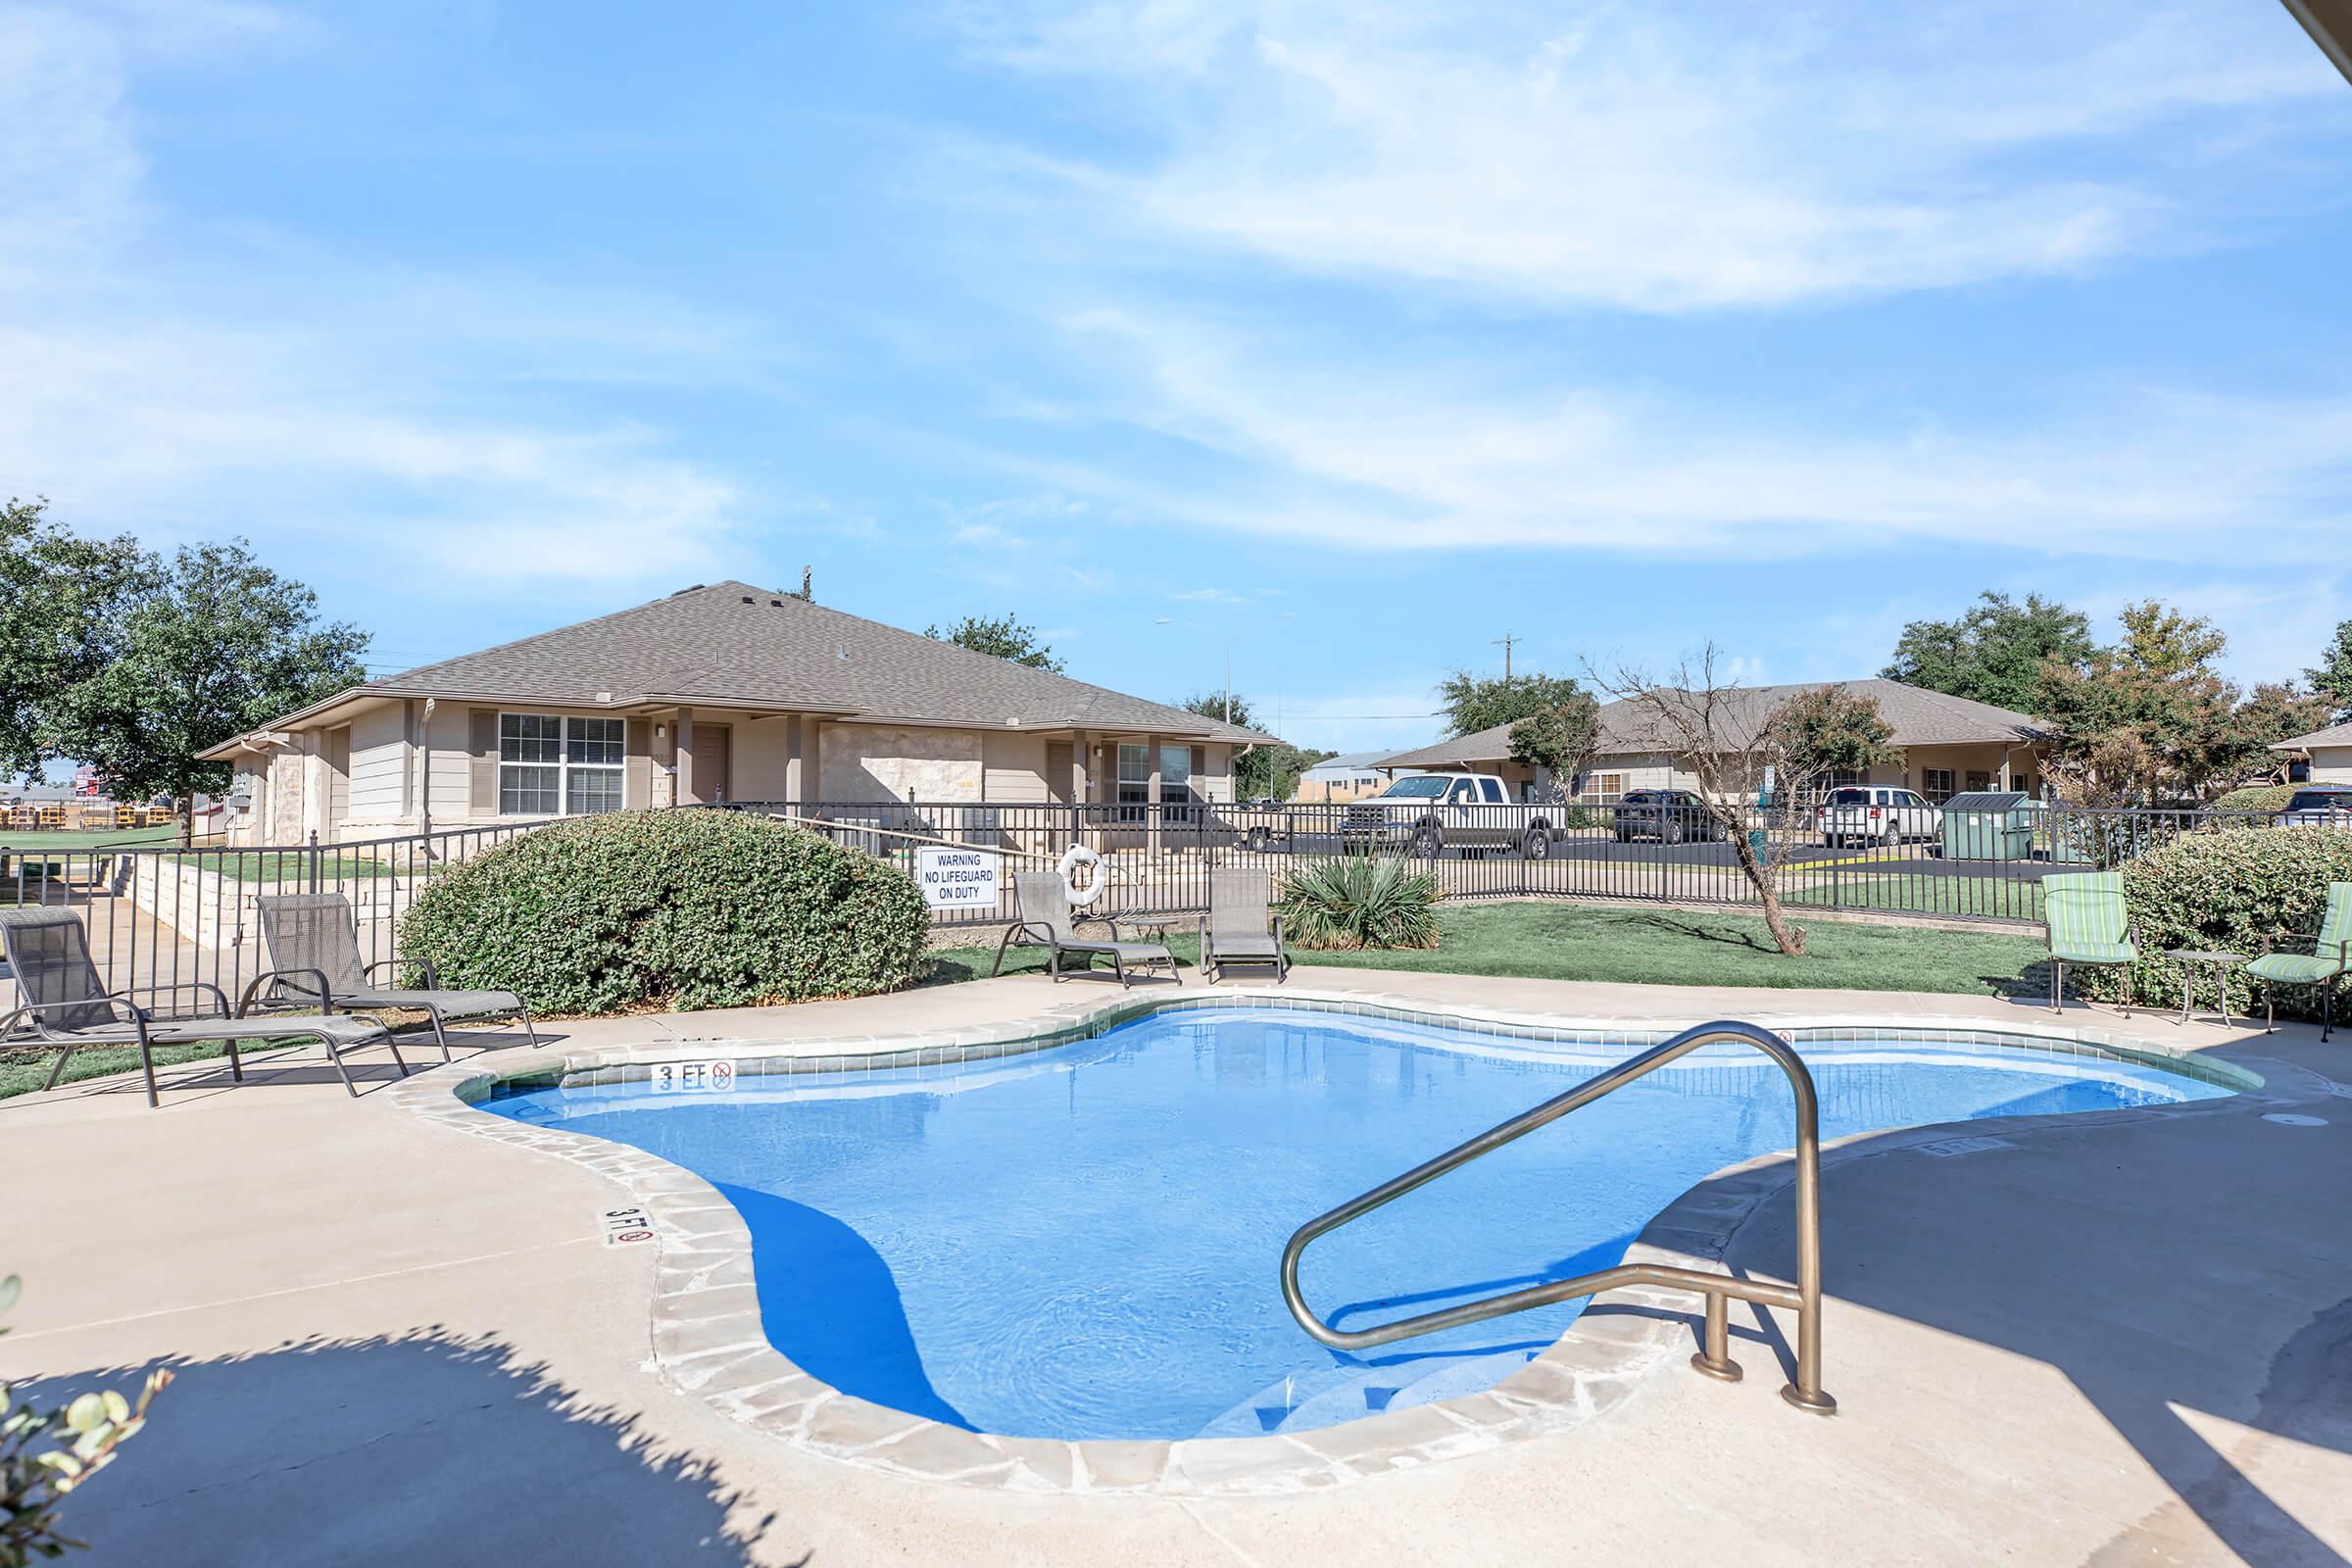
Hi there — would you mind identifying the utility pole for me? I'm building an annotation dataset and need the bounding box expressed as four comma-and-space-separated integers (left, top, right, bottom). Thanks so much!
1493, 632, 1520, 680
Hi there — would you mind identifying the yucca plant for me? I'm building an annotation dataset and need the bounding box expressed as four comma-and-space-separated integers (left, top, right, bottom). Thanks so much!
1276, 856, 1442, 951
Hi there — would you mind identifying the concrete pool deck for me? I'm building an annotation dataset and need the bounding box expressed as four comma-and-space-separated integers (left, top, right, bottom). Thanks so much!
3, 970, 2348, 1565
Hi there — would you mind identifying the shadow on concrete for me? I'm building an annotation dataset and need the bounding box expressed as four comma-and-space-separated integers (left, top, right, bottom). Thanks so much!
18, 1329, 785, 1568
1670, 1083, 2352, 1565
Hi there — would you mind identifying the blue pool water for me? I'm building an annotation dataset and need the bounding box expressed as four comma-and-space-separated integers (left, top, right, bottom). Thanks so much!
487, 1005, 2227, 1441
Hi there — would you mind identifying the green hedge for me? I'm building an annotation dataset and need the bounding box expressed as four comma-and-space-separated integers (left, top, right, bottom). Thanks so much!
2065, 826, 2352, 1020
400, 809, 930, 1015
2210, 784, 2300, 813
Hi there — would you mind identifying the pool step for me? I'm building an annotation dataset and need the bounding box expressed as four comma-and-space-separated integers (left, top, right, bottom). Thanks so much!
1381, 1348, 1539, 1413
1191, 1347, 1540, 1440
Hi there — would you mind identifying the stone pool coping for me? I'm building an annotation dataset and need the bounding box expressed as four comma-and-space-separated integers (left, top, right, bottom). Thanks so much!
386, 985, 2291, 1498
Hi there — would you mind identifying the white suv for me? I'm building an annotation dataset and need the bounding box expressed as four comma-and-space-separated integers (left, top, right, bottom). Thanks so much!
1817, 786, 1940, 848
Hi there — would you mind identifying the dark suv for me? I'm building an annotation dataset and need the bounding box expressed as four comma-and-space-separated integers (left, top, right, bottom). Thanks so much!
2278, 786, 2352, 827
1612, 789, 1720, 845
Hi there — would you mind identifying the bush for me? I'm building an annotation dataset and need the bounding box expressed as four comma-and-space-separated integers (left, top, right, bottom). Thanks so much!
400, 809, 930, 1014
2065, 826, 2352, 1020
2210, 784, 2300, 813
1277, 857, 1442, 950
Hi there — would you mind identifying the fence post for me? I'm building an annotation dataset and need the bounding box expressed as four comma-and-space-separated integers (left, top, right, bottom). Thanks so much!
308, 830, 321, 897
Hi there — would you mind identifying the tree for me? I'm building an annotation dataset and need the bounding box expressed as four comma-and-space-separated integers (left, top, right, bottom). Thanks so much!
924, 612, 1063, 671
2227, 681, 2333, 783
1437, 669, 1587, 737
1505, 691, 1600, 793
2036, 601, 2241, 805
54, 540, 368, 843
1881, 591, 2094, 714
2308, 619, 2352, 724
0, 498, 151, 781
1590, 652, 1898, 956
1178, 692, 1331, 801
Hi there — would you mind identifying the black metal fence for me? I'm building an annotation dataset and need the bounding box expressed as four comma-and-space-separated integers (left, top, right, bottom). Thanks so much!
721, 797, 2352, 936
7, 798, 2344, 1003
0, 823, 533, 1004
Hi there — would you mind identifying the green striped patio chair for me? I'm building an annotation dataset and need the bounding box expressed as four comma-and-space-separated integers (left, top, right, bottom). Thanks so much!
2248, 881, 2350, 1042
2044, 871, 2138, 1014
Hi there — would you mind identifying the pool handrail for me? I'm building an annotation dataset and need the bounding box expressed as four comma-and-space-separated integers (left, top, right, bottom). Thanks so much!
1278, 1018, 1836, 1414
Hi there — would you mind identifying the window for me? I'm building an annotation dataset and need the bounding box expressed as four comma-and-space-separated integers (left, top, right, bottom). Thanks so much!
1115, 743, 1195, 820
1921, 768, 1955, 803
1579, 773, 1627, 805
501, 714, 624, 816
1966, 770, 1993, 793
1821, 768, 1867, 793
1447, 779, 1477, 804
1480, 777, 1505, 804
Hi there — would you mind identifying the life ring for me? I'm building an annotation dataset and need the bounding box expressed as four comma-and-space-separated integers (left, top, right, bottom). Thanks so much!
1058, 844, 1106, 907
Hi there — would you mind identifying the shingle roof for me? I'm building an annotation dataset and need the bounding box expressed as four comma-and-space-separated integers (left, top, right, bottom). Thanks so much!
1302, 750, 1406, 775
210, 582, 1277, 751
2272, 720, 2352, 752
1370, 678, 2046, 770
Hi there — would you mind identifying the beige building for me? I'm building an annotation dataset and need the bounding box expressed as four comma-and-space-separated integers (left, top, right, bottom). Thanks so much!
1370, 679, 2052, 805
2273, 720, 2352, 785
202, 581, 1273, 845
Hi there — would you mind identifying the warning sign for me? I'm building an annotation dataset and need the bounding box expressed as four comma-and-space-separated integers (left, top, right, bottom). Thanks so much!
914, 846, 1002, 910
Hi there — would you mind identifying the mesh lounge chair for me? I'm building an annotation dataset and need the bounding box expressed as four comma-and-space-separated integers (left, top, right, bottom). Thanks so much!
1200, 867, 1289, 984
990, 872, 1179, 987
0, 907, 400, 1106
2248, 881, 2350, 1042
2044, 870, 2139, 1014
243, 892, 536, 1059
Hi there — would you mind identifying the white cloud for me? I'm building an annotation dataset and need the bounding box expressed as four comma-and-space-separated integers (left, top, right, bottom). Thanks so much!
1043, 309, 2352, 564
0, 3, 772, 588
958, 1, 2344, 311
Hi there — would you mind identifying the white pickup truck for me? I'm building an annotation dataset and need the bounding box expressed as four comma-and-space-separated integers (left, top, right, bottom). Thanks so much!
1340, 773, 1565, 859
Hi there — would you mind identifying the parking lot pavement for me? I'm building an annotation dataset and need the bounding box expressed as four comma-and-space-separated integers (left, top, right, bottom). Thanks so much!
1546, 837, 2052, 881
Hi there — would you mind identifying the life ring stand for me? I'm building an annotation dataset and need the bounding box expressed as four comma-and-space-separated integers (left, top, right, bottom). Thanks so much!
1058, 844, 1106, 907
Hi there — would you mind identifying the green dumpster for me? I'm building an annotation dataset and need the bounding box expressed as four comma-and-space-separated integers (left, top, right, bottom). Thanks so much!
1939, 791, 2035, 861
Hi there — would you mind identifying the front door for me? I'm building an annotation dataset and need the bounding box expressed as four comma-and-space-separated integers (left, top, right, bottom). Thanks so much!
689, 724, 732, 804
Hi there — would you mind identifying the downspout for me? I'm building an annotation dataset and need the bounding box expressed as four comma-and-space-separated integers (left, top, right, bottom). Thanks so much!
419, 697, 435, 841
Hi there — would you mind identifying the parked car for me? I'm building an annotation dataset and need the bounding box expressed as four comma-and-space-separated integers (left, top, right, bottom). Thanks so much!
2278, 786, 2352, 828
1340, 773, 1563, 858
1817, 786, 1940, 848
1611, 790, 1724, 845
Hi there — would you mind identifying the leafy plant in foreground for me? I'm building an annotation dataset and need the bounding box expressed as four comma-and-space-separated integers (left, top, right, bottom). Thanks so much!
2, 1274, 170, 1565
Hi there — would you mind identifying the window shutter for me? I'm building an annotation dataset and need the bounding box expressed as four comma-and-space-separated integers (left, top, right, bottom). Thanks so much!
468, 709, 498, 813
625, 718, 652, 808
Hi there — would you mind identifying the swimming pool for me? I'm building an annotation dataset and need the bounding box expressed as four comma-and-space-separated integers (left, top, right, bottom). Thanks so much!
485, 1004, 2230, 1443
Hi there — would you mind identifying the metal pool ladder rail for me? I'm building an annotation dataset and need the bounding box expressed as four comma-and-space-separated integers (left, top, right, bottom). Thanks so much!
1279, 1019, 1836, 1414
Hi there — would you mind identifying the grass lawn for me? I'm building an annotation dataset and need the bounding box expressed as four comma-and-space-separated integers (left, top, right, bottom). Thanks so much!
0, 826, 187, 852
166, 853, 398, 882
928, 899, 2050, 998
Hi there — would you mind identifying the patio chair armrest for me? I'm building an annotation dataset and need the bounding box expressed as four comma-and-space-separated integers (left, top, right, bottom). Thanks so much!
365, 955, 440, 989
0, 996, 146, 1041
1071, 913, 1121, 939
235, 967, 335, 1017
112, 980, 232, 1020
1005, 921, 1057, 948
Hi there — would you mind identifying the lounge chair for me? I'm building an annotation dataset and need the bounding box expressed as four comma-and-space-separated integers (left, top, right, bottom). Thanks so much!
1200, 866, 1289, 984
990, 872, 1180, 987
2248, 881, 2350, 1042
242, 892, 535, 1059
0, 907, 401, 1106
2044, 870, 2138, 1014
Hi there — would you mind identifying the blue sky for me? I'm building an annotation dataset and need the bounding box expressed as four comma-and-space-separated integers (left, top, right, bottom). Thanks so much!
5, 1, 2349, 754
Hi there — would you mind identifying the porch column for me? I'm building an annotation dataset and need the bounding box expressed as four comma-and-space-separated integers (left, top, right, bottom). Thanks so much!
674, 708, 695, 806
784, 714, 805, 803
1146, 733, 1161, 857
